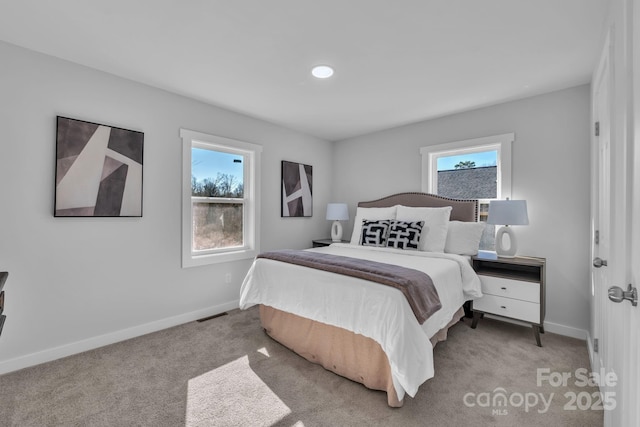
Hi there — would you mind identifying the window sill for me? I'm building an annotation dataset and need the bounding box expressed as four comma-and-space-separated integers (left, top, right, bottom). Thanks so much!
182, 248, 258, 268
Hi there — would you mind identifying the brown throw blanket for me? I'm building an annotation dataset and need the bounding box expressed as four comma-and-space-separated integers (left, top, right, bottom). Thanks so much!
257, 249, 441, 324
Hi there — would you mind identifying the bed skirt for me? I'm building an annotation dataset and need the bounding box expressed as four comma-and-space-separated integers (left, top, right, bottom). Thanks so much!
259, 304, 465, 407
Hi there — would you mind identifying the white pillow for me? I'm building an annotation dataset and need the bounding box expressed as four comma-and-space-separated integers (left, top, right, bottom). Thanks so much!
349, 206, 397, 245
395, 205, 452, 252
445, 221, 486, 255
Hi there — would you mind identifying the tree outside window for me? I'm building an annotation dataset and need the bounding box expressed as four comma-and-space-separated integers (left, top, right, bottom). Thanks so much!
191, 148, 245, 251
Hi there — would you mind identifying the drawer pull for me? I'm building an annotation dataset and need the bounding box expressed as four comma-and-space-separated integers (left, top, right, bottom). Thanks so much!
500, 306, 507, 309
501, 287, 507, 290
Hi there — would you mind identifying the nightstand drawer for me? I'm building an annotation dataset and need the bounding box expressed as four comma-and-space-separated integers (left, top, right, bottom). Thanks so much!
479, 276, 540, 303
473, 294, 540, 324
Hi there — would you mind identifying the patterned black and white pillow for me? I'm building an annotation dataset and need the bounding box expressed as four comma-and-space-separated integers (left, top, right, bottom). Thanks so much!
386, 220, 424, 250
360, 219, 391, 247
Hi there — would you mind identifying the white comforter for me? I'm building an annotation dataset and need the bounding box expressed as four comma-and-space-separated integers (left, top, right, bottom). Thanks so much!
239, 243, 482, 401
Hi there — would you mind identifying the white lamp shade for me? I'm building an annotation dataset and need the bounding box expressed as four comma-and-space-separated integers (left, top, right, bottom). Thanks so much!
487, 200, 529, 226
326, 203, 349, 221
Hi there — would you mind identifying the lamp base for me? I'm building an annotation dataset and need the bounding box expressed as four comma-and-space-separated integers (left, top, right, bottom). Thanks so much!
495, 226, 517, 258
331, 220, 343, 242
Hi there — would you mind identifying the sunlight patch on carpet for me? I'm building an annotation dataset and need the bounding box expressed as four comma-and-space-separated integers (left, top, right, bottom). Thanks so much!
257, 347, 270, 357
186, 355, 291, 427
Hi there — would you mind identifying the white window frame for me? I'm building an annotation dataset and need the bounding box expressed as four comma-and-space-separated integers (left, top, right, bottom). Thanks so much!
420, 133, 514, 205
181, 129, 262, 268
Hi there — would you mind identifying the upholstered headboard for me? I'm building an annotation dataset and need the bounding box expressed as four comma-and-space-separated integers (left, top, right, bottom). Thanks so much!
357, 192, 478, 222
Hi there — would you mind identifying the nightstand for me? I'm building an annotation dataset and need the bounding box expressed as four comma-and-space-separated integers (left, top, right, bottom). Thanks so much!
312, 239, 347, 248
471, 255, 546, 346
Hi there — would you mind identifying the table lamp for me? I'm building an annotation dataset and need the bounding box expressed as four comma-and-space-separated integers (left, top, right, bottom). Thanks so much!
487, 199, 529, 258
326, 203, 349, 242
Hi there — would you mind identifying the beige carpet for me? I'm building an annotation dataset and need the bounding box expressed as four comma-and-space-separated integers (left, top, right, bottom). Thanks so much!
0, 307, 603, 426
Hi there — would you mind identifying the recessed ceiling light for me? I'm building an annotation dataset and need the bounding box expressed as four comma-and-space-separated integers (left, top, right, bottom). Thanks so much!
311, 65, 334, 79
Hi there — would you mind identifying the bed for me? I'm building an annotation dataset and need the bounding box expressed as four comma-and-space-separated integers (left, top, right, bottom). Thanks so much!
239, 192, 484, 407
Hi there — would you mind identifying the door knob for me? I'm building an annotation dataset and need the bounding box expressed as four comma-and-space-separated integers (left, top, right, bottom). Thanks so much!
608, 284, 638, 306
593, 257, 608, 268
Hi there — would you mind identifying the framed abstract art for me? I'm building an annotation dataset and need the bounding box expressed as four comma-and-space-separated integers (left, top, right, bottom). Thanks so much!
54, 116, 144, 217
281, 160, 312, 217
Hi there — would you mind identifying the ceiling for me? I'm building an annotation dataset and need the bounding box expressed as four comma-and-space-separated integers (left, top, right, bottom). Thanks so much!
0, 1, 609, 141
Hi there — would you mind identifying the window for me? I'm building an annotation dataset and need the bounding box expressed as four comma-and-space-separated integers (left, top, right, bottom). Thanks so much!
181, 129, 262, 267
420, 133, 514, 249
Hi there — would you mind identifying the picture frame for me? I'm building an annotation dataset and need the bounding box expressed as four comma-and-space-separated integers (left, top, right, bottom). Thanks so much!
54, 116, 144, 217
281, 160, 312, 217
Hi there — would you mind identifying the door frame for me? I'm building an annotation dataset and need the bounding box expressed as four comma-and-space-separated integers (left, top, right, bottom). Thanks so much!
625, 0, 640, 424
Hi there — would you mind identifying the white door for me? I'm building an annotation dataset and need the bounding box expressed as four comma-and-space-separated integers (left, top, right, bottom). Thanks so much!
592, 16, 640, 426
591, 32, 618, 426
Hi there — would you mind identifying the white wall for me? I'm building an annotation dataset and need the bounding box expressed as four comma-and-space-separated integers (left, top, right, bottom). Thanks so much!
333, 85, 592, 336
0, 38, 593, 373
0, 41, 333, 373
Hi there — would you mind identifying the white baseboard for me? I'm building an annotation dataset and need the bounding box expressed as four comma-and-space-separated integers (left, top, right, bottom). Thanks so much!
0, 300, 240, 375
541, 320, 588, 340
482, 314, 588, 340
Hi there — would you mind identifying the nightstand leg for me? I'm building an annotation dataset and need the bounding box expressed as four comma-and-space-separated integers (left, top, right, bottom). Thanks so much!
471, 312, 482, 329
540, 325, 545, 334
533, 326, 542, 347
